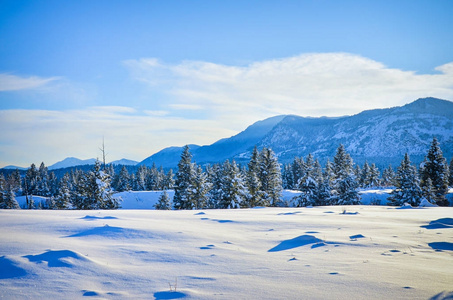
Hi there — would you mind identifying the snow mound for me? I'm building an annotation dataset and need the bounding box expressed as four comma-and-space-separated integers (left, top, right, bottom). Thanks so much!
117, 190, 175, 209
419, 199, 438, 208
24, 249, 93, 268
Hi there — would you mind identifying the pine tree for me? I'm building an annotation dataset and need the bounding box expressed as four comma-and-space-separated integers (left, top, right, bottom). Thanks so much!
422, 178, 437, 205
258, 147, 282, 206
189, 165, 210, 210
54, 173, 72, 209
0, 187, 20, 209
369, 163, 381, 188
173, 146, 195, 210
162, 169, 175, 190
282, 163, 294, 189
134, 165, 148, 191
382, 165, 396, 187
388, 153, 423, 206
295, 155, 319, 207
154, 190, 172, 210
24, 163, 39, 196
82, 161, 120, 209
359, 161, 371, 188
245, 146, 263, 207
36, 162, 50, 197
419, 137, 449, 206
207, 164, 223, 208
449, 157, 453, 187
331, 144, 360, 205
218, 160, 245, 209
115, 166, 131, 192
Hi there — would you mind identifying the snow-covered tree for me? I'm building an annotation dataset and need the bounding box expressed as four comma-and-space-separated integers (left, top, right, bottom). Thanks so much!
75, 160, 120, 209
134, 165, 148, 191
258, 147, 282, 206
218, 160, 245, 209
245, 146, 264, 207
206, 164, 223, 208
115, 166, 131, 192
24, 163, 39, 196
382, 165, 396, 187
162, 169, 175, 190
419, 137, 450, 206
189, 165, 210, 210
173, 145, 196, 210
154, 190, 172, 210
36, 162, 50, 197
54, 173, 72, 209
388, 153, 423, 206
0, 187, 20, 209
449, 157, 453, 187
331, 144, 360, 205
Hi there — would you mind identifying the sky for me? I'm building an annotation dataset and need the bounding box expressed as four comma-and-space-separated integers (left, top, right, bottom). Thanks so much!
1, 0, 453, 168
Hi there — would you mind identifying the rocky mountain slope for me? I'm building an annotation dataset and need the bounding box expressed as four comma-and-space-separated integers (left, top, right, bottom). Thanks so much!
140, 97, 453, 168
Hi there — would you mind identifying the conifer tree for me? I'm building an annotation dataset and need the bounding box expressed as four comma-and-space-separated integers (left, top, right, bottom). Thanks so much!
154, 190, 172, 210
282, 163, 294, 189
388, 153, 422, 206
258, 147, 282, 206
189, 165, 210, 210
419, 137, 449, 206
36, 162, 50, 197
382, 165, 396, 187
135, 165, 148, 191
173, 145, 195, 210
207, 164, 223, 208
331, 144, 360, 205
24, 163, 39, 196
54, 173, 72, 209
449, 157, 453, 187
245, 146, 263, 207
162, 169, 175, 190
0, 187, 20, 209
218, 160, 245, 209
422, 178, 437, 205
115, 166, 131, 192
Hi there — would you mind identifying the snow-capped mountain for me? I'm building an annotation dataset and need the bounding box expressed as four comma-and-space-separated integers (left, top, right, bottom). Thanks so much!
48, 157, 98, 170
109, 158, 139, 166
140, 97, 453, 168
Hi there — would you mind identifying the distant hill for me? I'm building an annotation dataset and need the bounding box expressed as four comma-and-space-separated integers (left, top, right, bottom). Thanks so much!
140, 97, 453, 168
49, 157, 98, 170
109, 158, 139, 166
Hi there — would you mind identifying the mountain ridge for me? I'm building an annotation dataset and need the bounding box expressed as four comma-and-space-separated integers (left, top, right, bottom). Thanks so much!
140, 97, 453, 168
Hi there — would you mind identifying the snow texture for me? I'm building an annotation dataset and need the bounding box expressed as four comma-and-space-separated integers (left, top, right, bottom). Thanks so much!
1, 206, 452, 299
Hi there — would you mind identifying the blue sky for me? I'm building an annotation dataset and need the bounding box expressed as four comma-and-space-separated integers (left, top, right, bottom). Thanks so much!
1, 0, 453, 168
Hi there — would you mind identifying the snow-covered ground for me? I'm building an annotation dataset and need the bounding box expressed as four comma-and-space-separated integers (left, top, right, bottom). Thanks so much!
1, 206, 452, 299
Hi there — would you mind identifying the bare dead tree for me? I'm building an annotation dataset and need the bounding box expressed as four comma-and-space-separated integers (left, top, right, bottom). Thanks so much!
99, 137, 107, 170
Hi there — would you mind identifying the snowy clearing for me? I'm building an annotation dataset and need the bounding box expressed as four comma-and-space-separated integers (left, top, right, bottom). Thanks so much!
1, 206, 452, 299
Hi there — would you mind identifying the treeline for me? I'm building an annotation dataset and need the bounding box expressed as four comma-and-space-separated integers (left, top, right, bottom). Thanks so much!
0, 138, 452, 209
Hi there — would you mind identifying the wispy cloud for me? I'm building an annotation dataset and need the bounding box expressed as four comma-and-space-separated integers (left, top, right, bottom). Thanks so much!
0, 107, 235, 167
0, 73, 60, 91
125, 53, 453, 120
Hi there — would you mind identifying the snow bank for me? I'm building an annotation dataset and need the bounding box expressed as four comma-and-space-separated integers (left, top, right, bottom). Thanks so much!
358, 188, 393, 205
115, 190, 175, 209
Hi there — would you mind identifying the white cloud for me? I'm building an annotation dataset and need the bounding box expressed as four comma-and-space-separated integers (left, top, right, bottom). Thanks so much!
0, 73, 60, 91
125, 53, 453, 120
0, 107, 235, 167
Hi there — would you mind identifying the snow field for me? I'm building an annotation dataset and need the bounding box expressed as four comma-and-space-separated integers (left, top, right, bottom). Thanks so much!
1, 206, 452, 299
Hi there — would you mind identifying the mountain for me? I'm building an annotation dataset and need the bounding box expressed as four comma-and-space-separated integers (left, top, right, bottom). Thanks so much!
49, 157, 97, 170
1, 165, 27, 171
139, 115, 286, 168
109, 158, 139, 166
140, 97, 453, 168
